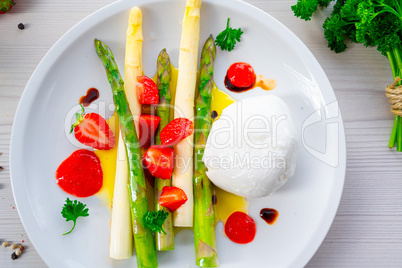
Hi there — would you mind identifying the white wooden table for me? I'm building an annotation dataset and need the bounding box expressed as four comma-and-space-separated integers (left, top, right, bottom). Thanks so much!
1, 0, 401, 267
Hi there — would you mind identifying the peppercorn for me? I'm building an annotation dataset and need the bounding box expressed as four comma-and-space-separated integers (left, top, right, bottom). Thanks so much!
18, 245, 24, 251
2, 241, 9, 248
15, 249, 22, 256
11, 243, 17, 249
18, 23, 25, 30
11, 252, 18, 260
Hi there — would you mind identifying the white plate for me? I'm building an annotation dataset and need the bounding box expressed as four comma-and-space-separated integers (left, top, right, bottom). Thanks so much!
10, 0, 346, 267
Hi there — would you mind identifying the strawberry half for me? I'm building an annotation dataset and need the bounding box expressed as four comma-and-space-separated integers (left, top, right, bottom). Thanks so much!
143, 145, 174, 180
0, 0, 16, 14
136, 76, 159, 105
160, 118, 194, 146
70, 105, 115, 150
139, 114, 161, 148
159, 186, 188, 212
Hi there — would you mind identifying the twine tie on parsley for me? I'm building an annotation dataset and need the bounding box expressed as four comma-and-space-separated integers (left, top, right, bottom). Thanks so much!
385, 77, 402, 116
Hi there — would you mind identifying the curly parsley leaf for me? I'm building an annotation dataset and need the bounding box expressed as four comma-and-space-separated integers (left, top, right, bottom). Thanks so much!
144, 210, 169, 234
61, 198, 89, 235
215, 18, 243, 52
291, 0, 320, 21
291, 0, 335, 21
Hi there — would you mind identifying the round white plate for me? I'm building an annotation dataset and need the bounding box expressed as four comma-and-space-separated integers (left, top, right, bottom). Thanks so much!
10, 0, 346, 267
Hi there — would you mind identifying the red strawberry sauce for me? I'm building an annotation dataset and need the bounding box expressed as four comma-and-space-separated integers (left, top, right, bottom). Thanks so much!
56, 149, 103, 197
225, 211, 256, 244
224, 62, 256, 92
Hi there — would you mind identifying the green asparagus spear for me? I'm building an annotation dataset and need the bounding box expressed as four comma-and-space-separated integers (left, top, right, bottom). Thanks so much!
94, 39, 158, 268
154, 49, 174, 251
193, 35, 219, 267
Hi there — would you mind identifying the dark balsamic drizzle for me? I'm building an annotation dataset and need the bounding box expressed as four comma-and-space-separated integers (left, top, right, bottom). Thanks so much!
211, 110, 218, 120
79, 88, 99, 107
212, 194, 217, 205
260, 208, 279, 225
224, 74, 255, 93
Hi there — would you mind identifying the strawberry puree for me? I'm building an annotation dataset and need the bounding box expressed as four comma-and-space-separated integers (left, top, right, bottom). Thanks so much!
56, 149, 103, 197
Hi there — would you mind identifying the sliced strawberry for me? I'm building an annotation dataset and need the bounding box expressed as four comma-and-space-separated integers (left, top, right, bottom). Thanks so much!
136, 76, 159, 105
143, 145, 174, 180
160, 118, 194, 146
71, 105, 115, 150
0, 0, 16, 14
139, 114, 161, 148
159, 186, 188, 212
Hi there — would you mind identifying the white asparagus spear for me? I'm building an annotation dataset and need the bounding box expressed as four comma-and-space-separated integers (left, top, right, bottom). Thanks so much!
109, 7, 143, 259
110, 132, 132, 259
124, 7, 143, 133
172, 0, 202, 227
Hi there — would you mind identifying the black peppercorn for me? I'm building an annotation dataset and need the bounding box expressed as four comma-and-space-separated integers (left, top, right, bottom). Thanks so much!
11, 252, 18, 260
18, 23, 25, 30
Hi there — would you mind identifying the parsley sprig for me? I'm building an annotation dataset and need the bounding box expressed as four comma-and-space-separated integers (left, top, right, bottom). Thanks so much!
215, 18, 243, 52
291, 0, 402, 151
291, 0, 332, 21
61, 198, 89, 235
144, 210, 169, 234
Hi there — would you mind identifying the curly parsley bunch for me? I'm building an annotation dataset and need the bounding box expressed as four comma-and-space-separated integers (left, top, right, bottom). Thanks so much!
292, 0, 402, 150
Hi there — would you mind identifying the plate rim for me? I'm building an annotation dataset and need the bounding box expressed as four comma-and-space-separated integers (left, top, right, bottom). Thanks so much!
10, 0, 346, 267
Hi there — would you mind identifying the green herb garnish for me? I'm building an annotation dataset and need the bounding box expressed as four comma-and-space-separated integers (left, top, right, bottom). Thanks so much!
144, 210, 169, 234
291, 0, 332, 21
215, 18, 243, 52
291, 0, 402, 151
61, 198, 89, 235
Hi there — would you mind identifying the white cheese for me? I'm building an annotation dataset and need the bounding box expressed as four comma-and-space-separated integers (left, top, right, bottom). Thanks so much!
203, 95, 298, 198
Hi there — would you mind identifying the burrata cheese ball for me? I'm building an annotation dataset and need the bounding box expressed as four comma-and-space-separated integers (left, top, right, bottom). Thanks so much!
203, 95, 298, 198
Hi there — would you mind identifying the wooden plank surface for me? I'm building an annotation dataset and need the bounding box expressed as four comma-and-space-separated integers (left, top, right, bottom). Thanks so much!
1, 0, 401, 267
